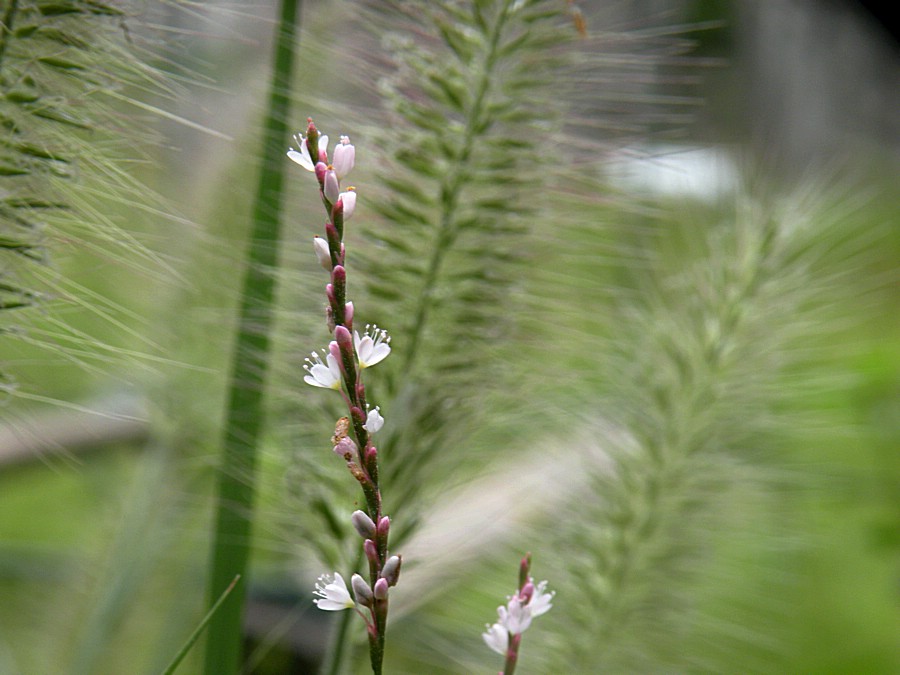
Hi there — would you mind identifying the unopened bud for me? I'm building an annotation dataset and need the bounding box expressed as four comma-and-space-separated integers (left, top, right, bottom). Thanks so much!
351, 510, 377, 539
364, 538, 379, 565
376, 516, 390, 538
382, 555, 402, 586
332, 135, 355, 179
344, 301, 354, 326
333, 437, 356, 461
351, 573, 374, 608
313, 236, 331, 270
340, 188, 357, 220
324, 167, 340, 203
520, 581, 535, 604
373, 577, 389, 600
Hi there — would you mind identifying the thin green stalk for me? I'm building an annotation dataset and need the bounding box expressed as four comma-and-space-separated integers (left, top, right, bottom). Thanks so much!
202, 2, 301, 674
162, 575, 241, 675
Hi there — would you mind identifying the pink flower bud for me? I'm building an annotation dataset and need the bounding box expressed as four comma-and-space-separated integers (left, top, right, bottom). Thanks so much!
519, 581, 535, 604
351, 573, 374, 608
332, 135, 355, 179
377, 516, 390, 537
334, 325, 353, 352
364, 538, 378, 564
373, 577, 389, 600
333, 437, 356, 460
315, 161, 327, 183
331, 265, 346, 287
324, 167, 340, 203
344, 301, 354, 326
351, 510, 377, 539
382, 555, 401, 586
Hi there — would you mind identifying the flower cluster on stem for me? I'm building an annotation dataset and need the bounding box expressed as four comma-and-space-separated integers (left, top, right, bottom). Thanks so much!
289, 119, 399, 675
483, 554, 554, 675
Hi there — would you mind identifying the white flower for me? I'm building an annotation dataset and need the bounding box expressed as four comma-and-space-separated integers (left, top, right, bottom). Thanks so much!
529, 580, 554, 617
332, 135, 355, 179
303, 350, 341, 389
313, 572, 355, 611
287, 133, 329, 171
482, 622, 508, 655
500, 596, 533, 635
354, 325, 391, 368
363, 406, 384, 434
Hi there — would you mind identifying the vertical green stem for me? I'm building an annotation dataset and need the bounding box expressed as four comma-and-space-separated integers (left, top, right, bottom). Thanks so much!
202, 2, 301, 674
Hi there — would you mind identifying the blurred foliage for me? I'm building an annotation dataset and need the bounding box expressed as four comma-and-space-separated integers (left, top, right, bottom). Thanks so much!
0, 1, 897, 674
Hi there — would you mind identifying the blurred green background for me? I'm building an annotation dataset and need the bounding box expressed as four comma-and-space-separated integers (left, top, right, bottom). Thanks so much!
0, 1, 897, 674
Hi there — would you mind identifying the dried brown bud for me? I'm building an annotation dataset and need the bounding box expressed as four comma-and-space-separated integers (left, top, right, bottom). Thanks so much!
331, 417, 350, 446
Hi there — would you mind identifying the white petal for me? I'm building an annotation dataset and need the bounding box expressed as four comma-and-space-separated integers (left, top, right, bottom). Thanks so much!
313, 572, 355, 611
287, 148, 315, 171
529, 580, 554, 617
482, 622, 508, 655
504, 596, 533, 634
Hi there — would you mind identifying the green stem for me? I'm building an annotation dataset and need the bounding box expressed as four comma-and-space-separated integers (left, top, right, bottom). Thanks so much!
201, 2, 301, 674
402, 0, 514, 371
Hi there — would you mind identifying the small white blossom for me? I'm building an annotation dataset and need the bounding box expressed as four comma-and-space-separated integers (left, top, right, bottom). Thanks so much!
354, 325, 391, 368
482, 622, 508, 655
529, 580, 555, 617
303, 350, 341, 389
363, 406, 384, 434
287, 133, 329, 171
332, 135, 355, 179
500, 596, 533, 635
313, 572, 355, 611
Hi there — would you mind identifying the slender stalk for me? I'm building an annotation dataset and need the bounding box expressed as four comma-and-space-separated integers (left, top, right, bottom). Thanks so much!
202, 2, 301, 674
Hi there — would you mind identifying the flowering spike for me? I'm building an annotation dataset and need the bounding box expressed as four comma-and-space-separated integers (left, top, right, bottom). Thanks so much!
313, 572, 355, 611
